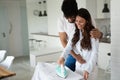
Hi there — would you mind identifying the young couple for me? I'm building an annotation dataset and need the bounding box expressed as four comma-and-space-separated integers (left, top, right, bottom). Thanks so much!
57, 0, 102, 80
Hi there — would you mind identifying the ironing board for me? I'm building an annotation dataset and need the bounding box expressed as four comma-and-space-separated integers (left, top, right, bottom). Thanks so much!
32, 62, 83, 80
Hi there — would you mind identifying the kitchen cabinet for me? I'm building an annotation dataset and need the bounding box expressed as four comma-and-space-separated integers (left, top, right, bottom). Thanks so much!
98, 43, 111, 70
31, 34, 62, 48
29, 34, 63, 67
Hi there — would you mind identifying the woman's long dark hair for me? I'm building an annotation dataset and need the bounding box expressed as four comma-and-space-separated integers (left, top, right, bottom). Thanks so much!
72, 8, 95, 50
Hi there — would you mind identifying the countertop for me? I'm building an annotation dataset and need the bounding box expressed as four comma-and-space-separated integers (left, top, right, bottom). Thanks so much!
100, 38, 111, 43
31, 32, 59, 37
31, 32, 110, 43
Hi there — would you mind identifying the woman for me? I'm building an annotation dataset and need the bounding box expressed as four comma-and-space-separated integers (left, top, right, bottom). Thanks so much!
57, 8, 99, 80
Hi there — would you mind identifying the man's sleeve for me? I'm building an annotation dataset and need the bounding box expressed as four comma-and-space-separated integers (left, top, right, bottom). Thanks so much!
57, 18, 65, 32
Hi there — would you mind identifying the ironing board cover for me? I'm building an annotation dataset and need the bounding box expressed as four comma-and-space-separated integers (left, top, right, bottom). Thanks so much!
32, 62, 83, 80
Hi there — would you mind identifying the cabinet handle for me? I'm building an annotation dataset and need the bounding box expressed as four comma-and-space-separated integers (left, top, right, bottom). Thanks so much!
107, 53, 111, 56
2, 32, 6, 38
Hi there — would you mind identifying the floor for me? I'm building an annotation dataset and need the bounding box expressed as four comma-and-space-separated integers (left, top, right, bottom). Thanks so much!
9, 56, 110, 80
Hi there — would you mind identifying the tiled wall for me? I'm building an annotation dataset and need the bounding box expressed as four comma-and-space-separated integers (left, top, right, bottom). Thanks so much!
95, 18, 110, 38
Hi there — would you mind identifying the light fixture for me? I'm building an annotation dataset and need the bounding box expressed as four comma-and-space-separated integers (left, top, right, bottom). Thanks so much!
39, 11, 42, 16
33, 0, 47, 17
38, 1, 42, 16
43, 0, 47, 16
102, 0, 110, 13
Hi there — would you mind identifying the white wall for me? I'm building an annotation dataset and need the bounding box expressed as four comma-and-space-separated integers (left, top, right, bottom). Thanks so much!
111, 0, 120, 79
76, 0, 86, 8
47, 0, 62, 36
26, 0, 48, 35
86, 0, 97, 18
20, 0, 29, 56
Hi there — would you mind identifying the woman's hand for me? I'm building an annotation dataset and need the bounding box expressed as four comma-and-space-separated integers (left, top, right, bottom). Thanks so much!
90, 28, 103, 39
76, 54, 86, 64
57, 57, 65, 65
83, 70, 89, 80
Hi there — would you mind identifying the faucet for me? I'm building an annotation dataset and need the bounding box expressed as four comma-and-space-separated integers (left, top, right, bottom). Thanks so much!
105, 25, 111, 39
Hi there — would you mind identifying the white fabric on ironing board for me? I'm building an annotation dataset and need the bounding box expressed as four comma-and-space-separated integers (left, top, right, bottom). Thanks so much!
32, 62, 83, 80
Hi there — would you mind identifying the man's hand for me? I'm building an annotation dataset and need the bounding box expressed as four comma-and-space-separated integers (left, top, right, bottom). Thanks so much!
83, 70, 89, 80
90, 28, 103, 39
57, 57, 65, 65
76, 54, 86, 64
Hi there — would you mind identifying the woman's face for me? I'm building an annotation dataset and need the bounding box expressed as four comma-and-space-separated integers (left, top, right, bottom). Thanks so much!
75, 15, 86, 30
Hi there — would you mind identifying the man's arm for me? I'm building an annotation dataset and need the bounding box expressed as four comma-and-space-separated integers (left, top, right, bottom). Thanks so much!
59, 32, 68, 48
90, 28, 103, 39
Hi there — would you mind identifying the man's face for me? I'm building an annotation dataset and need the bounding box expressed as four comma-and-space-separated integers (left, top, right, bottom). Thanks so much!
66, 16, 76, 23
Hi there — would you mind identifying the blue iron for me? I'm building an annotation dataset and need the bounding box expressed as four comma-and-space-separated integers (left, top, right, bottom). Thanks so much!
56, 65, 68, 78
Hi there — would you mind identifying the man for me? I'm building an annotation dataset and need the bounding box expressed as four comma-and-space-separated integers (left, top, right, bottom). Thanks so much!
57, 0, 102, 71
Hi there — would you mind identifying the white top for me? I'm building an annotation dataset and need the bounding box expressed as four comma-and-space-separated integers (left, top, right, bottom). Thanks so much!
61, 30, 99, 74
57, 16, 96, 41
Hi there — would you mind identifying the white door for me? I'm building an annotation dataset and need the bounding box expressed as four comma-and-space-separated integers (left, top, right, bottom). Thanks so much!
0, 0, 24, 56
7, 1, 23, 56
0, 3, 9, 53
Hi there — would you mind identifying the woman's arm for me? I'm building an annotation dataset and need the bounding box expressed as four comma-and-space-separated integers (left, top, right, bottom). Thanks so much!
58, 39, 86, 65
62, 39, 86, 63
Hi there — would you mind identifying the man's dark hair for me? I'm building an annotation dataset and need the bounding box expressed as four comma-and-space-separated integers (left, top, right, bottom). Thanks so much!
61, 0, 78, 18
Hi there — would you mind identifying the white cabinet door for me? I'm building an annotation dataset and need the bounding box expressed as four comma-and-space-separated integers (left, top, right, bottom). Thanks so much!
98, 43, 111, 70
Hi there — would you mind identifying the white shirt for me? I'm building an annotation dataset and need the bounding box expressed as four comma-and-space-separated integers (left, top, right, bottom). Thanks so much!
61, 30, 99, 74
57, 16, 75, 41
